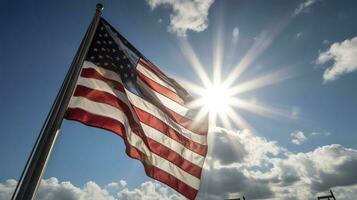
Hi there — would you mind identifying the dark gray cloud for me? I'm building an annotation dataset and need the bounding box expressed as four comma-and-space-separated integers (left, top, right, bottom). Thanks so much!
210, 129, 247, 165
276, 164, 301, 186
198, 167, 273, 199
312, 159, 357, 191
196, 128, 275, 199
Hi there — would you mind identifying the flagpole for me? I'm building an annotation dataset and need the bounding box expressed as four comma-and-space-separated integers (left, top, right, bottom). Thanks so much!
12, 4, 103, 200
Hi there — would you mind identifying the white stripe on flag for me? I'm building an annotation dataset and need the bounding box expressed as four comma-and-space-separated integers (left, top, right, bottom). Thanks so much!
82, 61, 122, 83
140, 123, 205, 167
76, 77, 127, 103
137, 62, 177, 92
68, 96, 200, 190
137, 78, 189, 116
125, 89, 207, 145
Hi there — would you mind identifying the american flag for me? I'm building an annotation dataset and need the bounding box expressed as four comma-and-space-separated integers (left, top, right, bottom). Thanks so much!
65, 18, 208, 200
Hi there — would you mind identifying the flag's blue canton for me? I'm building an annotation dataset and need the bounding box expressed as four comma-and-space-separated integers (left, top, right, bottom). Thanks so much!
86, 18, 143, 96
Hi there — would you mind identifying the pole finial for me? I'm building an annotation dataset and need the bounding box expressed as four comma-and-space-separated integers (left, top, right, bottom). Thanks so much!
96, 3, 104, 13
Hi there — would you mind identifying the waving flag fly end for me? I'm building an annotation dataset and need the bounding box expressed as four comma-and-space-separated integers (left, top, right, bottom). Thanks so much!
65, 18, 208, 200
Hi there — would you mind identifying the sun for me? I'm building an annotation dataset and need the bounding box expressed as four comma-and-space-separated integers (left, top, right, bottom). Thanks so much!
201, 84, 231, 114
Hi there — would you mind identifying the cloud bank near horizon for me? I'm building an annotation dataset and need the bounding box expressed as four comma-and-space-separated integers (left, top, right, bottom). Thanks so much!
2, 128, 357, 200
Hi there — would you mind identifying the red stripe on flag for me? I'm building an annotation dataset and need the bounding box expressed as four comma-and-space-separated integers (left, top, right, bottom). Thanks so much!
165, 107, 208, 136
65, 107, 125, 137
138, 59, 167, 80
81, 68, 124, 92
146, 165, 198, 200
72, 85, 139, 131
134, 106, 208, 156
146, 138, 202, 178
137, 70, 184, 105
65, 108, 198, 200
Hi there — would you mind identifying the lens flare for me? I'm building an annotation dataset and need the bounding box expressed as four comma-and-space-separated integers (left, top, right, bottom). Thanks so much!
175, 20, 297, 131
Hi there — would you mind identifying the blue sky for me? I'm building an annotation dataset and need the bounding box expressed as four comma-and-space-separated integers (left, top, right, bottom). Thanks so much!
1, 0, 357, 199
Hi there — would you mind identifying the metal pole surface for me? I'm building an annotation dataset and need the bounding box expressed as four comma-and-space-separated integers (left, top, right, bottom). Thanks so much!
12, 4, 103, 200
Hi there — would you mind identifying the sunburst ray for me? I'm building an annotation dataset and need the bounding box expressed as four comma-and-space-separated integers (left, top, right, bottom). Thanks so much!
178, 38, 212, 88
228, 66, 296, 96
230, 98, 294, 119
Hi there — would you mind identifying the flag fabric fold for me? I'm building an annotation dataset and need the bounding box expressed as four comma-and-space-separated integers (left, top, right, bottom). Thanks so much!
65, 18, 208, 200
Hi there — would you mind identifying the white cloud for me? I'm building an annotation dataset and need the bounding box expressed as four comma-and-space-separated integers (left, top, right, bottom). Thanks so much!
145, 0, 214, 36
0, 179, 17, 200
104, 180, 127, 195
293, 0, 318, 16
119, 180, 127, 187
117, 181, 183, 200
36, 178, 114, 200
316, 36, 357, 82
291, 131, 307, 145
0, 178, 182, 200
268, 144, 357, 199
